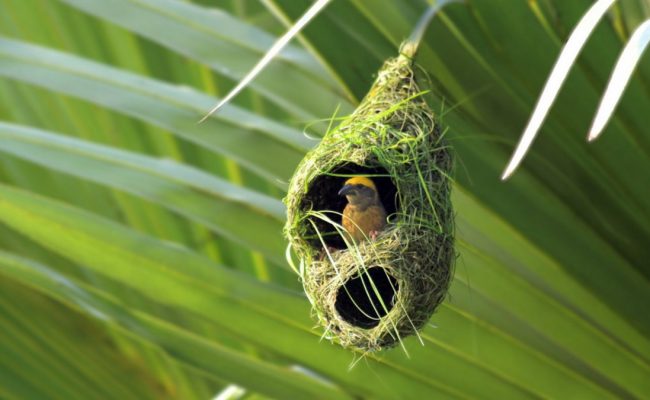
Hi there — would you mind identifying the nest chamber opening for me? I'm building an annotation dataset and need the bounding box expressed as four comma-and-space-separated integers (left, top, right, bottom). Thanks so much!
335, 267, 399, 329
299, 162, 398, 250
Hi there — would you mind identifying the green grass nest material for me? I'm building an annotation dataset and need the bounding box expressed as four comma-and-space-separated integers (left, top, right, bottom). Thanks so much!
284, 51, 454, 352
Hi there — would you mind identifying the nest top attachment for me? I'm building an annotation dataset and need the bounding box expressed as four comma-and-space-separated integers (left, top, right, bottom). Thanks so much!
284, 52, 455, 352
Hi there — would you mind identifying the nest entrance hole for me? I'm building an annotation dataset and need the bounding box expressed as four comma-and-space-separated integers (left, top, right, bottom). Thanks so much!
335, 267, 399, 329
301, 162, 398, 249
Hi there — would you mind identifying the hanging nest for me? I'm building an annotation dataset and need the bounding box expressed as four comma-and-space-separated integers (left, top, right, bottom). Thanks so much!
284, 48, 454, 352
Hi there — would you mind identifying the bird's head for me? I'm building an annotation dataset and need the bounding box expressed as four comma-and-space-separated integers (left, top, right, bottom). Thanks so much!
338, 176, 379, 207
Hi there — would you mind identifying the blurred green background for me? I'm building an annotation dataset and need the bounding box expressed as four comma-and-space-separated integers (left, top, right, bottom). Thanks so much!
0, 0, 649, 399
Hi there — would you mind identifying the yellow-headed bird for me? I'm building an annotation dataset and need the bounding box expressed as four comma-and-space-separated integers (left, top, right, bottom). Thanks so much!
338, 176, 387, 244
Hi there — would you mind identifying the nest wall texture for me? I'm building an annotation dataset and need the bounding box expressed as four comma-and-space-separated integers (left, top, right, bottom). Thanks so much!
284, 53, 455, 351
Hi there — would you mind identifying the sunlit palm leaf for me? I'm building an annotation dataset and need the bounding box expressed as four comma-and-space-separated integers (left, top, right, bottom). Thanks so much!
0, 0, 649, 399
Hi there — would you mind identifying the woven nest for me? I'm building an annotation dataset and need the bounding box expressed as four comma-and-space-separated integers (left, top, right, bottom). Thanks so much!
284, 50, 454, 352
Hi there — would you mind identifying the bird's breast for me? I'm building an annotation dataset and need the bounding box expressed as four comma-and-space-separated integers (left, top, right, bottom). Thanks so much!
342, 204, 387, 243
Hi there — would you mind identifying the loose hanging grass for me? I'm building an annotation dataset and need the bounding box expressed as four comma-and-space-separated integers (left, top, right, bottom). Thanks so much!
284, 2, 457, 351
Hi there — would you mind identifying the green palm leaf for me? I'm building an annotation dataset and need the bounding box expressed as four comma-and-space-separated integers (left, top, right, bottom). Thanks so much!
0, 0, 649, 399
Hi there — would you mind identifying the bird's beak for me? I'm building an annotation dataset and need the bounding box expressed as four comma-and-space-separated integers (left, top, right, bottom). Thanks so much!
338, 184, 354, 196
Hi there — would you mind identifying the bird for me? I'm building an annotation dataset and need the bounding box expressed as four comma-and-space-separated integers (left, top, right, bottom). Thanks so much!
338, 176, 387, 244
